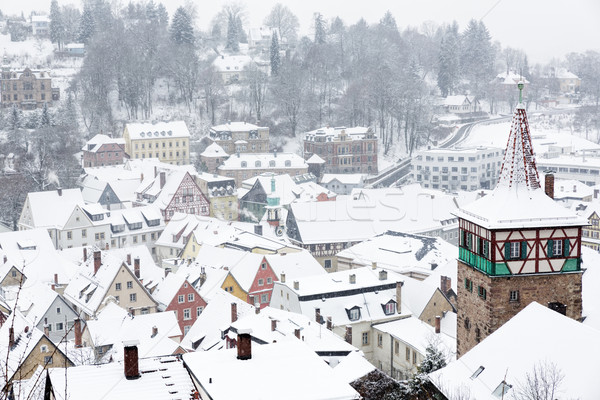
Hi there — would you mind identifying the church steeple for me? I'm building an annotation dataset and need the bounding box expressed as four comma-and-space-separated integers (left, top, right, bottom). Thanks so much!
496, 81, 541, 192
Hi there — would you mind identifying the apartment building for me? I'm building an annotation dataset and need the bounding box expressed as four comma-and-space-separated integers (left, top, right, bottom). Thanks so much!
123, 121, 190, 165
208, 121, 270, 154
0, 66, 58, 109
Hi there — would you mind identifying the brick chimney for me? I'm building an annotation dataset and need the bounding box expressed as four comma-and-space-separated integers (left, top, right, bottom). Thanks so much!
127, 254, 132, 265
326, 316, 332, 330
231, 303, 237, 323
74, 318, 82, 347
440, 276, 451, 296
152, 326, 158, 338
134, 258, 140, 279
344, 326, 352, 344
545, 172, 554, 199
371, 261, 377, 270
123, 340, 141, 380
379, 270, 387, 281
315, 308, 321, 323
83, 248, 87, 262
271, 319, 277, 332
160, 171, 166, 189
280, 273, 286, 283
237, 329, 252, 360
9, 327, 14, 347
396, 282, 403, 314
255, 305, 260, 314
93, 250, 101, 275
435, 316, 441, 334
43, 323, 50, 337
54, 274, 58, 285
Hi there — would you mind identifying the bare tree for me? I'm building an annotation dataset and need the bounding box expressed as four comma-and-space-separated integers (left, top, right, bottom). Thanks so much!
264, 3, 299, 43
511, 361, 564, 400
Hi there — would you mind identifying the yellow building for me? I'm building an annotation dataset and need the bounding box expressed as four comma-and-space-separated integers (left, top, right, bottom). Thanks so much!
195, 172, 238, 221
123, 121, 191, 165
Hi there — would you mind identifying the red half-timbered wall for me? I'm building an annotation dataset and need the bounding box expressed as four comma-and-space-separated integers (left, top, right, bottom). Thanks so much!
164, 172, 210, 221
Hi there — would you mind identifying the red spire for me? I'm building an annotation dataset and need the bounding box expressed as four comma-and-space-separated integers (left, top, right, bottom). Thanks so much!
496, 90, 540, 190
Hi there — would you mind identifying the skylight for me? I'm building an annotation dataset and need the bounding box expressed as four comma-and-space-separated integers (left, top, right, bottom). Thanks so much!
470, 366, 485, 379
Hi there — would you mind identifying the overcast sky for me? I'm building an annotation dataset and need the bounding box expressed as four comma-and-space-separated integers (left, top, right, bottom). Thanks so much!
5, 0, 600, 64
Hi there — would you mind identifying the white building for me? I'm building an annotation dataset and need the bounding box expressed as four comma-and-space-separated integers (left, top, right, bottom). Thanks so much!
411, 147, 504, 191
320, 174, 365, 195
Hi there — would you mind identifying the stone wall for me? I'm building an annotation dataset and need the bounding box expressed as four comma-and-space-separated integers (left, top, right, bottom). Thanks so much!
457, 260, 582, 356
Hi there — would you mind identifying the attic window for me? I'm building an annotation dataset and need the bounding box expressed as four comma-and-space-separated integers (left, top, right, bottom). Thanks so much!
382, 301, 396, 315
347, 307, 361, 321
470, 366, 485, 379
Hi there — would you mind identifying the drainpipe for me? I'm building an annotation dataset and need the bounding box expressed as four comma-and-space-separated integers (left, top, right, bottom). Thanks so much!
390, 333, 394, 378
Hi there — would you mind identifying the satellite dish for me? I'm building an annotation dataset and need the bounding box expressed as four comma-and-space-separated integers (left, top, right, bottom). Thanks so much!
275, 226, 284, 237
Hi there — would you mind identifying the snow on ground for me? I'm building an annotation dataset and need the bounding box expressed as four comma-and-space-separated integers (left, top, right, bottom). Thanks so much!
0, 34, 54, 67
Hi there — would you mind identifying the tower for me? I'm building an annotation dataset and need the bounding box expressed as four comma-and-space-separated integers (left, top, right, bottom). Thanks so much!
455, 83, 587, 356
266, 176, 283, 232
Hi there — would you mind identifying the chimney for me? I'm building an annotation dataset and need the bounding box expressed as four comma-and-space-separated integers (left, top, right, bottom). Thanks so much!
379, 270, 387, 281
44, 323, 50, 337
123, 340, 141, 380
93, 250, 101, 275
293, 281, 299, 290
74, 318, 82, 347
396, 282, 402, 314
271, 319, 277, 332
349, 274, 356, 284
254, 225, 263, 236
371, 261, 377, 270
255, 305, 260, 314
326, 316, 332, 330
280, 273, 286, 283
57, 188, 62, 196
160, 171, 166, 189
294, 328, 301, 339
54, 274, 58, 285
83, 248, 87, 262
140, 173, 144, 183
154, 166, 158, 178
164, 268, 171, 277
3, 255, 6, 264
440, 276, 451, 296
237, 329, 252, 360
435, 316, 441, 334
134, 258, 140, 279
152, 326, 158, 338
231, 302, 238, 323
127, 254, 131, 265
315, 308, 321, 323
545, 172, 554, 199
9, 327, 14, 347
344, 326, 352, 344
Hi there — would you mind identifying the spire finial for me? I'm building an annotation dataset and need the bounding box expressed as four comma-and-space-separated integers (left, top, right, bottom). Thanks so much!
518, 80, 524, 104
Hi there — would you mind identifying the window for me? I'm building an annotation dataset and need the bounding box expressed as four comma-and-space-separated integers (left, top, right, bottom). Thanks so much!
44, 356, 53, 365
56, 307, 61, 314
505, 241, 526, 260
383, 302, 395, 315
115, 283, 122, 291
183, 308, 191, 320
196, 306, 203, 317
129, 293, 137, 302
261, 293, 268, 303
377, 333, 383, 347
261, 262, 267, 270
475, 327, 481, 342
510, 290, 519, 302
395, 341, 399, 355
348, 307, 360, 321
56, 322, 63, 331
258, 278, 264, 286
324, 259, 332, 269
178, 295, 184, 303
126, 281, 133, 289
184, 326, 191, 335
464, 278, 473, 292
412, 350, 417, 364
67, 231, 72, 240
405, 347, 411, 361
267, 277, 272, 284
548, 239, 568, 257
478, 285, 487, 300
362, 332, 369, 345
187, 293, 194, 302
82, 229, 87, 238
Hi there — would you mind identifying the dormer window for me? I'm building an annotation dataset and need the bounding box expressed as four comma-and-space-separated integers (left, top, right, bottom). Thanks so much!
347, 306, 361, 321
382, 300, 396, 315
241, 161, 247, 168
255, 161, 261, 167
269, 160, 275, 167
285, 160, 291, 167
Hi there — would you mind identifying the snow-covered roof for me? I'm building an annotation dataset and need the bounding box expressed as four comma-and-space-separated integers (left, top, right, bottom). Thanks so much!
151, 272, 189, 309
455, 105, 587, 229
332, 351, 376, 384
200, 142, 228, 157
430, 302, 600, 400
48, 355, 196, 400
219, 152, 307, 170
183, 340, 361, 399
553, 68, 580, 80
336, 231, 457, 277
210, 121, 261, 132
304, 126, 374, 142
442, 95, 475, 106
125, 121, 190, 140
306, 153, 325, 164
320, 173, 365, 185
82, 134, 125, 153
22, 188, 84, 229
265, 250, 327, 282
581, 247, 600, 331
492, 70, 530, 85
212, 54, 253, 73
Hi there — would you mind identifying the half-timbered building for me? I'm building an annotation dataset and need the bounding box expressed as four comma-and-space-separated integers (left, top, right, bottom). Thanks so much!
454, 84, 587, 356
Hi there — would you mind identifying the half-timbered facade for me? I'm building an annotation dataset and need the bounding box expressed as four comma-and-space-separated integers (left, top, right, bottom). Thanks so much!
454, 85, 587, 357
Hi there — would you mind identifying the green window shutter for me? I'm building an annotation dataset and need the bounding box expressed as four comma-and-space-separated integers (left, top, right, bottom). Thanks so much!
467, 233, 472, 250
548, 239, 554, 258
483, 288, 487, 300
563, 239, 570, 257
504, 242, 511, 260
521, 241, 527, 260
464, 278, 468, 289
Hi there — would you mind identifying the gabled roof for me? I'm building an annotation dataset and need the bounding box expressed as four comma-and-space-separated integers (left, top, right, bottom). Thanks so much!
321, 173, 365, 185
442, 95, 474, 106
430, 302, 600, 400
82, 134, 125, 153
210, 121, 261, 132
306, 153, 325, 164
151, 272, 190, 309
264, 250, 326, 282
220, 153, 307, 170
125, 121, 190, 140
454, 102, 587, 229
21, 188, 84, 229
200, 142, 228, 157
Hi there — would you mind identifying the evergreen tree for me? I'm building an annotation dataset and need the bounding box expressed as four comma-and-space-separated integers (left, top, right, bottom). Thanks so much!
314, 12, 326, 44
437, 21, 461, 97
157, 3, 168, 27
49, 0, 64, 50
170, 7, 194, 45
145, 0, 157, 22
270, 32, 280, 76
8, 104, 21, 132
226, 14, 239, 51
78, 3, 95, 44
461, 19, 494, 96
40, 102, 51, 126
236, 16, 247, 43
